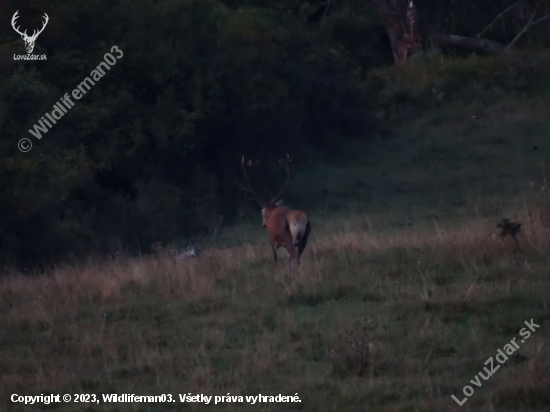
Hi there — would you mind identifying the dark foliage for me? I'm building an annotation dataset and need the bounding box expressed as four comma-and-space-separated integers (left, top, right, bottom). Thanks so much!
0, 0, 383, 268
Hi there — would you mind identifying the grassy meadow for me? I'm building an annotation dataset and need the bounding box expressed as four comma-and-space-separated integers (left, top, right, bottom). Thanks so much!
3, 57, 550, 411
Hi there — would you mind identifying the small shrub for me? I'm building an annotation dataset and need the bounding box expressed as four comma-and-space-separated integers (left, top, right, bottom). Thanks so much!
330, 318, 376, 377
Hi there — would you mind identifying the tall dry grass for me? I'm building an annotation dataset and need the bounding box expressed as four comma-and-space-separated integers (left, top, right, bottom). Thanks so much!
1, 190, 550, 411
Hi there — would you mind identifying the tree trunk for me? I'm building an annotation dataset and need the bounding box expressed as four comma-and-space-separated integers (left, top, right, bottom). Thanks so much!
371, 0, 422, 64
372, 0, 550, 64
429, 33, 506, 55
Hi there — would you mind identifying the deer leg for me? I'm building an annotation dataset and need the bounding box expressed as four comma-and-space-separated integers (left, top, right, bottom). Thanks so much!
292, 231, 302, 269
294, 245, 300, 268
285, 240, 297, 270
271, 241, 278, 264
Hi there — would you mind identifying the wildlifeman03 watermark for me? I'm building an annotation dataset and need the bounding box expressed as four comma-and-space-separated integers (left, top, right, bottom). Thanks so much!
451, 318, 541, 406
11, 393, 301, 405
17, 45, 123, 153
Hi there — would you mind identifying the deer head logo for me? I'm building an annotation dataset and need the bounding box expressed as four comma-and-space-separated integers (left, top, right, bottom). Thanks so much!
11, 10, 49, 54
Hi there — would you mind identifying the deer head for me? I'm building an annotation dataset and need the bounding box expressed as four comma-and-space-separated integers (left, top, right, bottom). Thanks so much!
12, 11, 49, 54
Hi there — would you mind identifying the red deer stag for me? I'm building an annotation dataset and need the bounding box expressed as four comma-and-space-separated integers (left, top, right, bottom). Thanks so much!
241, 155, 311, 268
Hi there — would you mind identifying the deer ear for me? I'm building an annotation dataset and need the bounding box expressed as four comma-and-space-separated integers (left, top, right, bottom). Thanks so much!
276, 199, 285, 206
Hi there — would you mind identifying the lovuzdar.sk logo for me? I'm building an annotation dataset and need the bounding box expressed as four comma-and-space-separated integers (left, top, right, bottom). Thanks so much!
11, 10, 48, 61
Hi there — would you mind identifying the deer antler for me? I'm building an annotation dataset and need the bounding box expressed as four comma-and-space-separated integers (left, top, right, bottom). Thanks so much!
270, 153, 292, 203
11, 11, 49, 40
32, 13, 49, 39
241, 156, 264, 206
11, 11, 26, 37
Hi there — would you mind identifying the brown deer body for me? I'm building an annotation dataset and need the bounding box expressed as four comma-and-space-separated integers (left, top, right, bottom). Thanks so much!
241, 155, 311, 268
262, 200, 310, 266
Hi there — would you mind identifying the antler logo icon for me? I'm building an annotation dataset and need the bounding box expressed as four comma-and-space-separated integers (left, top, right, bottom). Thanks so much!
11, 10, 49, 54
